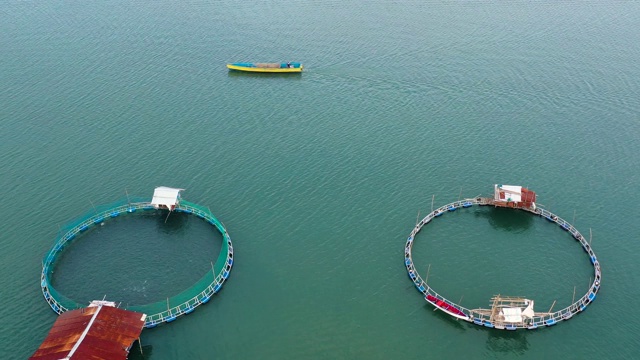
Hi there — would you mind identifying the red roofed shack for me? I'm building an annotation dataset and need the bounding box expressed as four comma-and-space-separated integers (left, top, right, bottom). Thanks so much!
493, 184, 537, 210
30, 301, 146, 360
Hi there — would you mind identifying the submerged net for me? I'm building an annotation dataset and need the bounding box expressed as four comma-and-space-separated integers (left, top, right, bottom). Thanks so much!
41, 197, 233, 325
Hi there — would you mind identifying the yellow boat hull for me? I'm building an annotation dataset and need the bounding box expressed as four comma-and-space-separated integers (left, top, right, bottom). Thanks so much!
226, 64, 303, 73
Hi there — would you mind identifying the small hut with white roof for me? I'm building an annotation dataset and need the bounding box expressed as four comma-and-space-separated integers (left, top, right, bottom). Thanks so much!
150, 186, 184, 211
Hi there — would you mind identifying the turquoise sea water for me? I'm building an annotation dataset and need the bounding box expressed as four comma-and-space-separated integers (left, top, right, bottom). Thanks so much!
1, 1, 639, 359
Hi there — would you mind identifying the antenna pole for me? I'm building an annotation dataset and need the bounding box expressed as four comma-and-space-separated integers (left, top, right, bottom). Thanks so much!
572, 286, 576, 304
89, 200, 97, 214
425, 264, 431, 284
430, 195, 435, 213
547, 300, 556, 313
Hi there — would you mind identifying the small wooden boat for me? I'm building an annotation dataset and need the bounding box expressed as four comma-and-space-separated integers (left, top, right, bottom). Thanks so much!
426, 294, 469, 320
227, 62, 303, 73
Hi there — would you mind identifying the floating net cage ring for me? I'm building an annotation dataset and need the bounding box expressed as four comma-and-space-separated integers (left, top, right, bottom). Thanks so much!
40, 195, 234, 328
404, 194, 601, 330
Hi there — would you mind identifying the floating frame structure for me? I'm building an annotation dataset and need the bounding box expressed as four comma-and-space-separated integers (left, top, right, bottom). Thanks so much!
404, 195, 601, 330
40, 196, 234, 328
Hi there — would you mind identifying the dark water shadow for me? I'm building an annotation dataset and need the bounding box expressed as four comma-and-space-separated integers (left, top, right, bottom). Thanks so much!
474, 207, 534, 233
485, 328, 530, 355
156, 210, 189, 235
128, 343, 153, 360
227, 70, 303, 80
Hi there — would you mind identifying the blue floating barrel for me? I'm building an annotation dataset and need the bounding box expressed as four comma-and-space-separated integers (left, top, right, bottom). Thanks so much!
506, 324, 517, 330
201, 295, 211, 304
447, 206, 457, 212
228, 258, 233, 266
213, 284, 222, 293
165, 315, 176, 323
434, 211, 443, 217
588, 292, 596, 301
52, 305, 59, 312
527, 324, 538, 330
545, 216, 554, 222
545, 319, 556, 326
44, 292, 50, 300
483, 321, 494, 328
127, 207, 136, 213
66, 234, 75, 241
418, 285, 425, 292
409, 272, 416, 280
463, 202, 472, 208
561, 223, 569, 231
223, 271, 229, 279
93, 217, 104, 224
184, 306, 195, 315
145, 322, 157, 329
579, 304, 586, 312
143, 205, 154, 210
79, 224, 88, 232
109, 211, 120, 218
405, 258, 411, 266
590, 256, 596, 264
563, 312, 573, 320
473, 318, 483, 325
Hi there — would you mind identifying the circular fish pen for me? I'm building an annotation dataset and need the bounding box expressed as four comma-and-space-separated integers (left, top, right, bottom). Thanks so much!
404, 188, 601, 330
40, 193, 234, 328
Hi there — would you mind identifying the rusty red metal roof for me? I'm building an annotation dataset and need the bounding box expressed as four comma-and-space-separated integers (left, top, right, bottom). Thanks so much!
30, 305, 146, 360
520, 188, 537, 203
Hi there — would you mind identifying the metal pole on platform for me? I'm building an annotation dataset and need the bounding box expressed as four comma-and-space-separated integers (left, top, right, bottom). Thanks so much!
425, 264, 431, 284
547, 300, 556, 313
572, 286, 576, 304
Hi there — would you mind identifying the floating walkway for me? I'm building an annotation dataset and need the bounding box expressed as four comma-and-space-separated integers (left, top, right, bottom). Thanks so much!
404, 189, 601, 330
40, 191, 234, 328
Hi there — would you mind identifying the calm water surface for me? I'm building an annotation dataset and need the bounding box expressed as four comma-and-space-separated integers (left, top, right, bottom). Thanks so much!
1, 1, 639, 359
